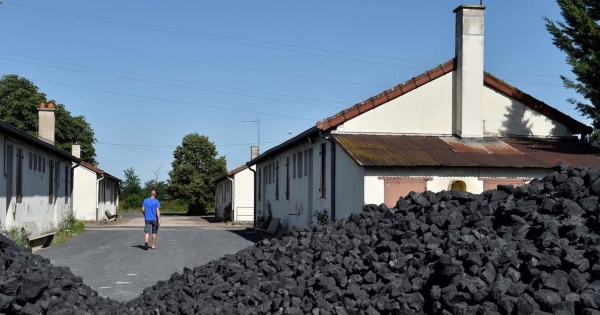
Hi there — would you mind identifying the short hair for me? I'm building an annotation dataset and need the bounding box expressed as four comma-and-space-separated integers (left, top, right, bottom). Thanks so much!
151, 190, 157, 196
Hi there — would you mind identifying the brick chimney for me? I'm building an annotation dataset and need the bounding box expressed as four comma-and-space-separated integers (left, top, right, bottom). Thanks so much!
38, 102, 56, 144
71, 143, 81, 159
453, 4, 486, 138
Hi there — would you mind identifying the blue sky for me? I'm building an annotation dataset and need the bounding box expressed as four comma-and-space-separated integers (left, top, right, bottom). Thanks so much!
0, 0, 587, 184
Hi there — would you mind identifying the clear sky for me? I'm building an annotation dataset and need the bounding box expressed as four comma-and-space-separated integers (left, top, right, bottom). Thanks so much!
0, 0, 588, 184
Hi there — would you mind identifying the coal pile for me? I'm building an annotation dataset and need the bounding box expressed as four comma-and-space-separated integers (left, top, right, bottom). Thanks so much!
3, 162, 600, 315
127, 163, 600, 315
0, 233, 128, 314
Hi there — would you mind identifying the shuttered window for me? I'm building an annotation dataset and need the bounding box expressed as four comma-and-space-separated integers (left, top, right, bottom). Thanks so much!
380, 177, 430, 208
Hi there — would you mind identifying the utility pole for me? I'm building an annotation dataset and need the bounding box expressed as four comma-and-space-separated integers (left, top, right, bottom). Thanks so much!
242, 118, 260, 154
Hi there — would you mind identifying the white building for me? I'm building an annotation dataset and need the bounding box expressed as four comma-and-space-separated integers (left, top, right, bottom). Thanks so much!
215, 146, 257, 223
245, 4, 600, 233
0, 102, 80, 235
71, 145, 121, 222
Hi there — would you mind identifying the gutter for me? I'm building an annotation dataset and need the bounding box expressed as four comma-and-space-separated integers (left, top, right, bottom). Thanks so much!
227, 175, 234, 222
318, 129, 336, 222
248, 167, 256, 228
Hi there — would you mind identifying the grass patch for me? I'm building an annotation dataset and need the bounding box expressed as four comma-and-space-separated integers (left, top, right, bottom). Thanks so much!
50, 213, 86, 246
1, 227, 30, 249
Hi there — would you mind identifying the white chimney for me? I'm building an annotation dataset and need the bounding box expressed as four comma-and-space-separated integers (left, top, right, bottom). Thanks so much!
250, 145, 259, 160
38, 102, 56, 144
72, 143, 81, 159
453, 4, 486, 138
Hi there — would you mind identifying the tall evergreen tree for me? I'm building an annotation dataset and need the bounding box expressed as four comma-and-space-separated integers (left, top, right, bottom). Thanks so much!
545, 0, 600, 128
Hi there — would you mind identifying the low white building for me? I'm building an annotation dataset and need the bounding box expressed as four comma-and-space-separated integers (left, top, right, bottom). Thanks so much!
245, 4, 600, 233
0, 102, 80, 235
214, 164, 256, 223
71, 146, 120, 222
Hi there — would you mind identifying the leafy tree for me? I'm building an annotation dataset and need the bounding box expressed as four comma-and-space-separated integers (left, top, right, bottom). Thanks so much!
586, 128, 600, 146
120, 167, 143, 209
545, 0, 600, 128
167, 133, 226, 215
0, 74, 98, 164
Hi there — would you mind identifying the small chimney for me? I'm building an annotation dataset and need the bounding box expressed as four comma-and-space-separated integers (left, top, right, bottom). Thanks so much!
71, 143, 81, 159
453, 4, 486, 138
38, 102, 56, 144
250, 145, 259, 160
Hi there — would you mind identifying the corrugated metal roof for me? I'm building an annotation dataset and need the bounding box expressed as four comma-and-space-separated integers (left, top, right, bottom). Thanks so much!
333, 134, 600, 168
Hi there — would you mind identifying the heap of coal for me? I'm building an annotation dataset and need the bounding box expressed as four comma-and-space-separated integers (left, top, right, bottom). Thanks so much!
2, 162, 600, 314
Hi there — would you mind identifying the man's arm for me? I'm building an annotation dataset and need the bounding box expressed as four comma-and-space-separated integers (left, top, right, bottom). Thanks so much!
157, 208, 161, 225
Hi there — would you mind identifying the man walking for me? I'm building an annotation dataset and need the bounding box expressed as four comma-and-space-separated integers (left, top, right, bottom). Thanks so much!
142, 190, 161, 250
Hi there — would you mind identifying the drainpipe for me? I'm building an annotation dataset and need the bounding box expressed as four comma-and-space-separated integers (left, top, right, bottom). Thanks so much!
71, 161, 80, 212
96, 174, 104, 221
227, 175, 234, 222
248, 167, 256, 228
318, 129, 336, 222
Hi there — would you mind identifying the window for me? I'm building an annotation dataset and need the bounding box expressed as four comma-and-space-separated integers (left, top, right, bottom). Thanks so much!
49, 159, 54, 203
304, 150, 308, 176
55, 161, 60, 190
258, 169, 261, 201
34, 154, 37, 171
275, 162, 279, 200
17, 148, 23, 203
449, 180, 467, 192
298, 152, 303, 178
286, 157, 290, 200
380, 177, 429, 208
320, 143, 326, 198
38, 155, 41, 172
65, 166, 69, 203
293, 154, 296, 179
42, 157, 46, 173
29, 152, 32, 169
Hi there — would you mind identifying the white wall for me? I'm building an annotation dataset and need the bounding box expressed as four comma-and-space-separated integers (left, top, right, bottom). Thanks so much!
232, 167, 255, 222
254, 137, 331, 233
1, 137, 74, 233
72, 166, 97, 221
215, 178, 232, 220
364, 167, 552, 205
335, 73, 454, 136
483, 86, 571, 137
334, 148, 364, 221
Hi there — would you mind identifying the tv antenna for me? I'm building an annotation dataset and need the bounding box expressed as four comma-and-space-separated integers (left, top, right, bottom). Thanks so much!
242, 118, 260, 154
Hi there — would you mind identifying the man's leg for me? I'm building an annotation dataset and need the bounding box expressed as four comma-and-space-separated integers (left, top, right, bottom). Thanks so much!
151, 221, 158, 249
144, 221, 150, 250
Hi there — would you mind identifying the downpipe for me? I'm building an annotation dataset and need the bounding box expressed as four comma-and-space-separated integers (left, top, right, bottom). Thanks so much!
318, 130, 336, 222
248, 167, 257, 228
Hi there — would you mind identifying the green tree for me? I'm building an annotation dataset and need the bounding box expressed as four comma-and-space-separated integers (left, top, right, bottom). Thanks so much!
167, 133, 226, 215
142, 180, 169, 201
120, 167, 143, 210
0, 74, 98, 164
545, 0, 600, 128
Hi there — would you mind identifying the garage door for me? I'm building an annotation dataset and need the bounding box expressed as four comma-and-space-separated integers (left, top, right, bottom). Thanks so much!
381, 177, 429, 208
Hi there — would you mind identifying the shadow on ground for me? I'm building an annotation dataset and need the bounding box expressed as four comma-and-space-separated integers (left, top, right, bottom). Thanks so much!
225, 228, 261, 243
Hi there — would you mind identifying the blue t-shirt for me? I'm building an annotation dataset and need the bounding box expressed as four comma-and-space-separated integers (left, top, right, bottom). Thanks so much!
142, 198, 161, 221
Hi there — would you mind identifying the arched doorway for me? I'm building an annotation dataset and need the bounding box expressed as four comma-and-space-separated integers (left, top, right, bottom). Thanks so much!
449, 180, 467, 192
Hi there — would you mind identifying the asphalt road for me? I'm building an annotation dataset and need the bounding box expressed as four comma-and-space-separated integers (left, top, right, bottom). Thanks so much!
37, 227, 260, 302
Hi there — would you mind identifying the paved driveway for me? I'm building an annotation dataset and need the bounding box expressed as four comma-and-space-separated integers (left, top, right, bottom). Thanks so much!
37, 225, 260, 302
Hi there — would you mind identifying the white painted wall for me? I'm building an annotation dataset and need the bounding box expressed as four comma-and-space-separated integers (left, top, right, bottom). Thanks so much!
254, 137, 331, 233
364, 167, 552, 205
215, 179, 232, 220
232, 167, 255, 222
335, 73, 454, 136
335, 148, 364, 221
0, 137, 74, 234
72, 166, 97, 221
483, 86, 571, 137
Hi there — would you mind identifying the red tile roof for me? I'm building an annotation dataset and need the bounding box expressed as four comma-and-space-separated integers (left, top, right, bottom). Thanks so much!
214, 164, 250, 183
333, 134, 600, 168
316, 58, 592, 136
79, 161, 121, 182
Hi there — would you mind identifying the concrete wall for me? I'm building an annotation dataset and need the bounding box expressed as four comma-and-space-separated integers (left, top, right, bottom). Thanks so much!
482, 86, 571, 137
72, 166, 97, 221
335, 73, 454, 136
364, 167, 552, 205
232, 167, 255, 222
1, 136, 73, 233
254, 137, 332, 233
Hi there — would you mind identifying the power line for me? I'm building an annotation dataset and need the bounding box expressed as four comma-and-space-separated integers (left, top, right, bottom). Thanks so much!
3, 2, 562, 79
4, 2, 437, 66
97, 140, 285, 147
0, 51, 349, 105
25, 77, 320, 121
0, 28, 389, 88
0, 56, 345, 109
